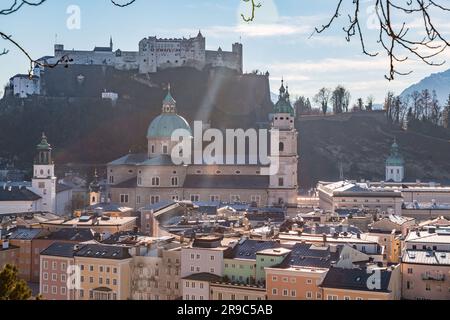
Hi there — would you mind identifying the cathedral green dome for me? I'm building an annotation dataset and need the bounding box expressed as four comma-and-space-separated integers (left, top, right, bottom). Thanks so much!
147, 113, 192, 139
147, 85, 191, 139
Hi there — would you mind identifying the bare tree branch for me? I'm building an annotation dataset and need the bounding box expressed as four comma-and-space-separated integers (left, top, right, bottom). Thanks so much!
241, 0, 261, 22
312, 0, 450, 80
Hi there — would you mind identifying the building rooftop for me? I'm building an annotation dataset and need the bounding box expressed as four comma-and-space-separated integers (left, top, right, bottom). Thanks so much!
320, 266, 393, 293
0, 186, 41, 201
46, 216, 137, 227
182, 272, 222, 282
224, 239, 280, 260
87, 202, 134, 213
405, 228, 450, 244
257, 247, 291, 257
8, 227, 45, 240
278, 232, 380, 245
402, 250, 450, 265
279, 243, 341, 269
319, 181, 403, 198
41, 228, 96, 242
40, 242, 77, 258
74, 244, 132, 260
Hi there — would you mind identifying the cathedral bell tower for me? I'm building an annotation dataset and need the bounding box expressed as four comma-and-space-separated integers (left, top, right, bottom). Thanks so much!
386, 139, 405, 182
31, 133, 57, 213
268, 80, 299, 206
89, 169, 101, 206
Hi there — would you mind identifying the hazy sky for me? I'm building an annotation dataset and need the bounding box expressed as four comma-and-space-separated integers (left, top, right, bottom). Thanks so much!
1, 0, 450, 104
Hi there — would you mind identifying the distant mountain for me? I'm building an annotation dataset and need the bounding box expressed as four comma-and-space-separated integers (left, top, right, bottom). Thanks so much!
401, 68, 450, 103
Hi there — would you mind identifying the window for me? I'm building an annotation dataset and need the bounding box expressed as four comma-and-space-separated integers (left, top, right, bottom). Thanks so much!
356, 297, 363, 300
99, 266, 104, 273
120, 194, 129, 203
52, 286, 57, 294
151, 177, 160, 186
344, 296, 351, 300
137, 177, 142, 186
43, 272, 48, 280
52, 262, 57, 270
43, 261, 48, 270
171, 177, 179, 186
137, 196, 141, 204
292, 290, 297, 297
272, 288, 278, 296
151, 196, 160, 204
408, 268, 413, 274
151, 145, 155, 153
327, 295, 338, 300
52, 273, 57, 281
210, 256, 215, 261
231, 195, 240, 202
282, 289, 288, 297
80, 264, 84, 271
306, 291, 312, 299
61, 274, 66, 282
426, 283, 431, 291
162, 145, 168, 154
43, 285, 48, 293
79, 290, 84, 298
306, 279, 313, 285
90, 265, 94, 272
89, 277, 94, 283
316, 292, 322, 300
210, 195, 220, 202
61, 287, 66, 295
282, 277, 288, 283
278, 178, 284, 187
190, 195, 200, 202
200, 283, 204, 289
113, 279, 117, 286
210, 268, 215, 273
279, 142, 284, 152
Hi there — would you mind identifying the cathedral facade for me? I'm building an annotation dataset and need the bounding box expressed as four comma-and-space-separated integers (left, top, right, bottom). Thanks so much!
107, 81, 298, 209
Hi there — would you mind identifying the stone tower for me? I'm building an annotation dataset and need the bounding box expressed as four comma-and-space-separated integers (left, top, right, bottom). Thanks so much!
89, 169, 101, 206
268, 81, 299, 205
31, 133, 56, 213
386, 139, 405, 182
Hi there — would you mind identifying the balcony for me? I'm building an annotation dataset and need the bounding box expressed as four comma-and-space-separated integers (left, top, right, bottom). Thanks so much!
422, 272, 445, 281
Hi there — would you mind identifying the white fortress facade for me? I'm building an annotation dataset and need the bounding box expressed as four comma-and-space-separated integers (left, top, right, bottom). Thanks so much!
50, 32, 243, 74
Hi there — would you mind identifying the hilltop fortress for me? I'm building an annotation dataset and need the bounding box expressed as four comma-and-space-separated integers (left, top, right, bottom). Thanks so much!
7, 32, 243, 98
48, 31, 242, 74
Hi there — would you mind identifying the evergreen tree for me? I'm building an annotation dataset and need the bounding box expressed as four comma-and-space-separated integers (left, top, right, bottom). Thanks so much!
0, 264, 32, 300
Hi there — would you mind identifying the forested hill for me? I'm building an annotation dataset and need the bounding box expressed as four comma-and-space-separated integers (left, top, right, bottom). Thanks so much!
0, 65, 272, 165
298, 112, 450, 187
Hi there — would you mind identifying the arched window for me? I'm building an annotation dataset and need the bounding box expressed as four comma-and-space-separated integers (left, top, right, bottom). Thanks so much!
279, 142, 285, 152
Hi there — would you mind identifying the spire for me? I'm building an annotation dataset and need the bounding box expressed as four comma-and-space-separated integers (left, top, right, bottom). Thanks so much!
197, 30, 203, 38
279, 78, 286, 96
37, 132, 51, 151
110, 36, 113, 50
35, 132, 52, 165
90, 168, 101, 193
162, 83, 177, 113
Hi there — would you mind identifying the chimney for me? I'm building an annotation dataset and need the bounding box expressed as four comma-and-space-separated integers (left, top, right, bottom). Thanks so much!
2, 240, 9, 250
